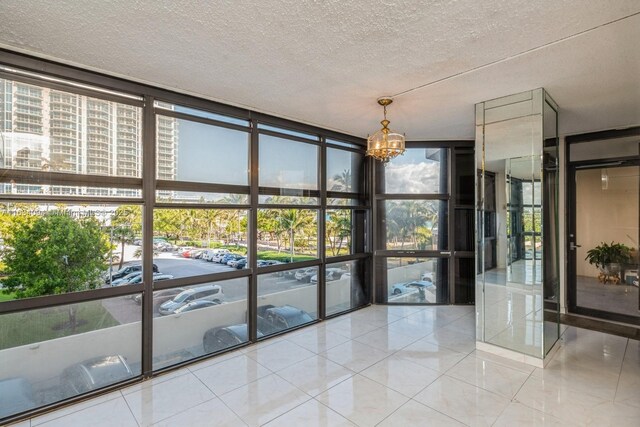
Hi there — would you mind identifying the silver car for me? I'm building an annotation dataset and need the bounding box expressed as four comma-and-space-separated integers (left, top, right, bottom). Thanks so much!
158, 284, 224, 316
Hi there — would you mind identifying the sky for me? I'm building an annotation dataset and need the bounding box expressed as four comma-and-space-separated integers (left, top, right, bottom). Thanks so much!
175, 120, 358, 191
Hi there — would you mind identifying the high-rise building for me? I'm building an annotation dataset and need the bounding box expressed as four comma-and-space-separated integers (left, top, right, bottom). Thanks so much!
0, 79, 177, 196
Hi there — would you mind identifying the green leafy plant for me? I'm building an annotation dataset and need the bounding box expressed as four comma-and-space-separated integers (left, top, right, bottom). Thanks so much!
585, 241, 632, 270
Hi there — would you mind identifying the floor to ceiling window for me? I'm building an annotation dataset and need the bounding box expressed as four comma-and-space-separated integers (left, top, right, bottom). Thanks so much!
0, 59, 370, 422
374, 143, 475, 305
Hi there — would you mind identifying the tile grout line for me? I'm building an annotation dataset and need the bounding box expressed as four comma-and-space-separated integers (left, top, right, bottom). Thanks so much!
128, 373, 218, 426
408, 397, 472, 427
119, 390, 141, 427
198, 356, 276, 398
612, 338, 629, 402
188, 370, 250, 427
29, 389, 124, 427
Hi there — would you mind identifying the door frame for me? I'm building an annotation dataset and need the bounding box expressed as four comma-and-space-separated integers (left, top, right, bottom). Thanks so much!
565, 127, 640, 325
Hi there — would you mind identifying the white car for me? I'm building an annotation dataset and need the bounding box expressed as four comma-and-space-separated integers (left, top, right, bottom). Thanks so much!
203, 249, 230, 262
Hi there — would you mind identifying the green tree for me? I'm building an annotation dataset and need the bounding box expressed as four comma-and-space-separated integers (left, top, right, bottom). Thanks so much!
153, 209, 187, 243
326, 210, 351, 256
278, 209, 313, 261
111, 206, 141, 269
3, 214, 110, 331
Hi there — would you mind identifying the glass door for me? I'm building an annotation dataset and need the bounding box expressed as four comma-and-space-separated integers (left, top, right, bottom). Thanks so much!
569, 163, 640, 324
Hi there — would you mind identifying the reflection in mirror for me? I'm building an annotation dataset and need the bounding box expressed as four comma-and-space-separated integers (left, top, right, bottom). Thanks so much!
476, 89, 559, 360
506, 156, 542, 286
383, 257, 448, 304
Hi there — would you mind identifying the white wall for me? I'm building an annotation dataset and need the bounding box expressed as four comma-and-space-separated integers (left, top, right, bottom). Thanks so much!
575, 167, 639, 277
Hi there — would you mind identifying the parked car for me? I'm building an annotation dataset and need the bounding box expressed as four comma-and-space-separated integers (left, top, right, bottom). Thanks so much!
173, 300, 220, 314
158, 284, 225, 315
190, 249, 205, 259
134, 287, 185, 308
220, 253, 242, 265
202, 323, 264, 353
154, 241, 174, 252
257, 304, 314, 335
60, 355, 133, 397
391, 280, 434, 296
421, 272, 434, 283
211, 252, 228, 263
294, 268, 317, 283
114, 272, 173, 287
228, 257, 246, 268
309, 268, 346, 285
105, 263, 158, 284
0, 377, 36, 418
234, 258, 248, 269
110, 271, 142, 287
177, 246, 194, 256
257, 260, 281, 267
203, 249, 230, 262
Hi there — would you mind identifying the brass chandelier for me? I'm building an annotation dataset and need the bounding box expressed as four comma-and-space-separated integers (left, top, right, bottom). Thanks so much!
366, 97, 406, 163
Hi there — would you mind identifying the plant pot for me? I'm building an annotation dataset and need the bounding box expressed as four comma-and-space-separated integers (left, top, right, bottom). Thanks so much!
598, 263, 622, 284
602, 263, 621, 276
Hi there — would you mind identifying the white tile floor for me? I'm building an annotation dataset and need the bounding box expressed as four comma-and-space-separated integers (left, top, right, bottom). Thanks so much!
13, 305, 640, 427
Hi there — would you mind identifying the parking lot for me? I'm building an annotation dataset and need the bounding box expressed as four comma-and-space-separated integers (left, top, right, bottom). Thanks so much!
103, 250, 314, 323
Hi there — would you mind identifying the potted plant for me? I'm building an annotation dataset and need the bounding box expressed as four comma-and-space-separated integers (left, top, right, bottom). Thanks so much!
585, 241, 632, 284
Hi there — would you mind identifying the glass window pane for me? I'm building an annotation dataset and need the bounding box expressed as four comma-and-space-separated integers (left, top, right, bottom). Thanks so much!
154, 101, 249, 127
1, 184, 142, 198
327, 148, 363, 193
156, 191, 248, 205
152, 278, 247, 369
1, 79, 142, 180
569, 136, 639, 162
0, 203, 143, 297
377, 200, 448, 250
259, 135, 318, 190
156, 115, 249, 185
455, 151, 475, 205
327, 197, 365, 207
257, 209, 318, 262
522, 181, 542, 205
384, 257, 448, 304
455, 258, 475, 304
0, 296, 141, 417
454, 208, 475, 251
326, 209, 352, 257
258, 195, 318, 205
326, 139, 361, 149
382, 148, 448, 194
152, 208, 248, 281
258, 124, 318, 140
326, 259, 368, 316
257, 268, 317, 336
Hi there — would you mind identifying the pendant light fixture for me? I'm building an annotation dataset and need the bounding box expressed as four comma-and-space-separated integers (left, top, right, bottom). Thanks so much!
366, 97, 406, 163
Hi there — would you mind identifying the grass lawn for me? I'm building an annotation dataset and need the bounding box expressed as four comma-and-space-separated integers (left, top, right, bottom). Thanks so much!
257, 250, 316, 263
0, 300, 119, 350
0, 292, 16, 302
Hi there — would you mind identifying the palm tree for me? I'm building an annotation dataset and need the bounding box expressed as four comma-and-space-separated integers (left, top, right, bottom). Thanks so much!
330, 169, 352, 192
278, 209, 313, 261
326, 210, 351, 256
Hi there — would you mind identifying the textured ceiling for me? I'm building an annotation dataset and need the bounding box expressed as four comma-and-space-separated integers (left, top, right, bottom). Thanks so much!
0, 0, 639, 139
